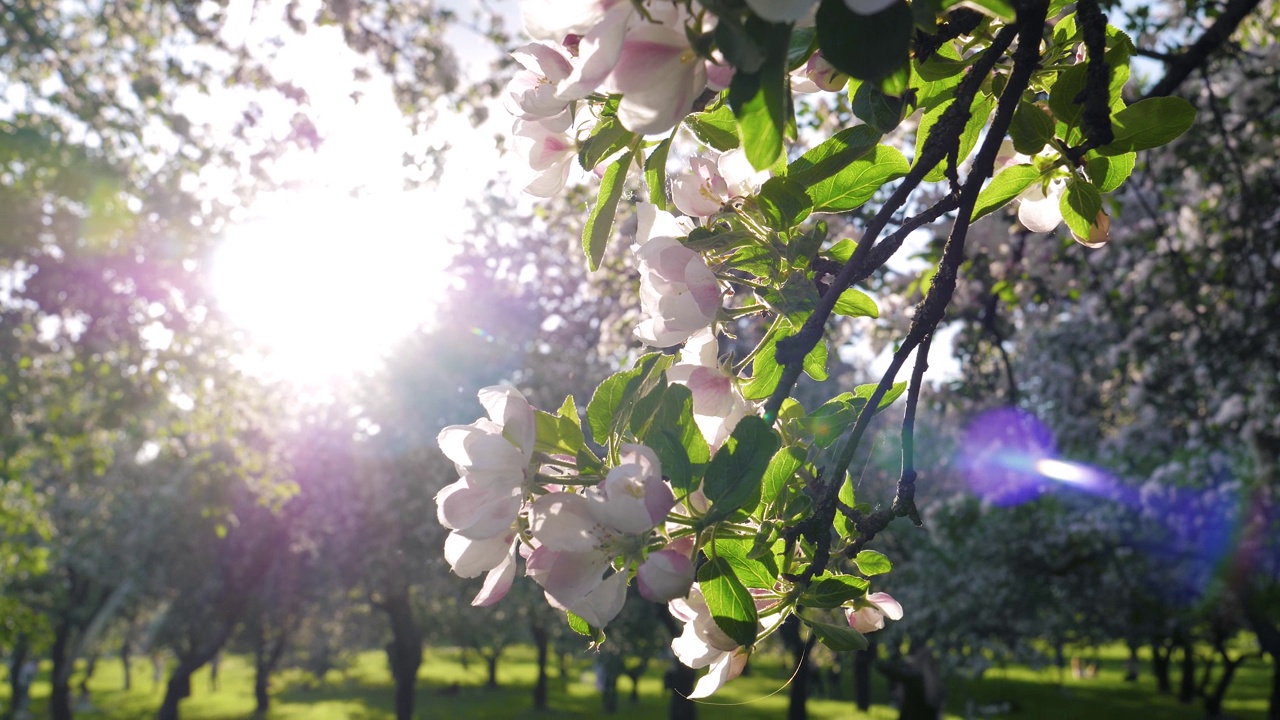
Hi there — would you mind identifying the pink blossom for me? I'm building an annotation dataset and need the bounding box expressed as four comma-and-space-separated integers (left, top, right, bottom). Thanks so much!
667, 328, 750, 450
513, 119, 577, 197
845, 591, 904, 633
633, 204, 722, 347
791, 51, 848, 93
1017, 178, 1066, 233
504, 42, 575, 130
637, 548, 695, 602
605, 22, 708, 135
521, 0, 624, 41
671, 157, 730, 217
669, 584, 783, 698
526, 444, 673, 627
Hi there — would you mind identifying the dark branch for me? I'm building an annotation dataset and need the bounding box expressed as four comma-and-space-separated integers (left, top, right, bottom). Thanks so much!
1143, 0, 1263, 99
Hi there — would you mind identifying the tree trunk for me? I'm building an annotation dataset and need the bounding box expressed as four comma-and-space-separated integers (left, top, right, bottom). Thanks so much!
1178, 635, 1196, 704
1123, 640, 1140, 682
157, 660, 199, 720
379, 587, 423, 720
878, 645, 944, 720
253, 625, 291, 715
780, 615, 814, 720
50, 621, 74, 720
121, 639, 132, 691
5, 636, 30, 720
532, 624, 549, 711
485, 653, 500, 689
1151, 640, 1172, 694
855, 637, 877, 711
666, 659, 697, 720
600, 655, 622, 715
1268, 656, 1279, 720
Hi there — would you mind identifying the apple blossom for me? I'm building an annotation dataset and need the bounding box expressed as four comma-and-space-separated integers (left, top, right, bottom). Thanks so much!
667, 328, 750, 450
521, 0, 624, 41
513, 118, 578, 198
1017, 177, 1066, 233
636, 548, 695, 602
791, 51, 848, 93
845, 591, 904, 633
633, 203, 722, 347
504, 42, 575, 130
526, 444, 675, 627
670, 584, 783, 698
671, 157, 730, 218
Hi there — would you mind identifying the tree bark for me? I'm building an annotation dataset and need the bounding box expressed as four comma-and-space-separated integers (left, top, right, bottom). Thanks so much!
378, 585, 423, 720
878, 645, 944, 720
50, 619, 75, 720
121, 638, 132, 691
532, 624, 549, 710
1178, 634, 1196, 704
1151, 639, 1173, 694
157, 660, 200, 720
780, 615, 815, 720
485, 653, 500, 689
1269, 658, 1280, 720
1124, 641, 1140, 682
5, 636, 30, 720
666, 658, 697, 720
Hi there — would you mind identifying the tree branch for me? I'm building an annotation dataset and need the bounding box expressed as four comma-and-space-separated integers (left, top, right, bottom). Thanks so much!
1143, 0, 1263, 99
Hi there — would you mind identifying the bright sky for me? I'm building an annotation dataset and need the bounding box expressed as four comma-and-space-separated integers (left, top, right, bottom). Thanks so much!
210, 0, 513, 385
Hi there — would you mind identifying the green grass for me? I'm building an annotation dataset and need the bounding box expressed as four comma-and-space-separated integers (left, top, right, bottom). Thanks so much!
1, 642, 1272, 719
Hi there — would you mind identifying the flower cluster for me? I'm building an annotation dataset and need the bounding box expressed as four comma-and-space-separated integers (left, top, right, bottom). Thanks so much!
430, 0, 1189, 700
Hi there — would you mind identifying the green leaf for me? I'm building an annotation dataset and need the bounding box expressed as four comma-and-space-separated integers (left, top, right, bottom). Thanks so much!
801, 575, 870, 608
760, 445, 805, 514
701, 416, 780, 525
713, 538, 779, 589
583, 150, 633, 272
579, 117, 639, 170
801, 397, 861, 449
757, 176, 812, 231
826, 238, 856, 263
715, 16, 766, 73
807, 145, 909, 213
644, 138, 673, 209
1048, 62, 1088, 135
854, 550, 892, 576
833, 288, 879, 318
799, 611, 868, 652
1098, 97, 1195, 156
698, 557, 759, 647
741, 333, 784, 401
944, 0, 1014, 21
534, 409, 583, 457
788, 125, 881, 188
816, 0, 912, 82
852, 381, 908, 411
1059, 178, 1102, 240
914, 41, 966, 82
972, 164, 1039, 222
567, 611, 591, 635
585, 354, 672, 446
851, 81, 908, 133
914, 92, 995, 183
803, 338, 828, 381
685, 105, 740, 151
1009, 101, 1054, 155
1085, 151, 1135, 193
729, 19, 792, 171
836, 473, 856, 536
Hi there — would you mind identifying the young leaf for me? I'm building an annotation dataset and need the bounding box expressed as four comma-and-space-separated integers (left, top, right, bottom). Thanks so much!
579, 117, 639, 170
1059, 179, 1102, 240
1085, 151, 1135, 193
729, 19, 792, 171
713, 538, 779, 589
701, 416, 780, 525
801, 575, 870, 608
852, 381, 908, 410
644, 137, 673, 209
854, 549, 893, 576
799, 611, 869, 652
972, 164, 1040, 221
685, 105, 740, 151
698, 557, 759, 647
807, 145, 909, 213
742, 334, 784, 401
788, 125, 881, 188
1098, 97, 1195, 156
760, 445, 805, 513
583, 150, 633, 271
1009, 101, 1055, 155
758, 176, 813, 231
833, 288, 879, 318
851, 81, 909, 133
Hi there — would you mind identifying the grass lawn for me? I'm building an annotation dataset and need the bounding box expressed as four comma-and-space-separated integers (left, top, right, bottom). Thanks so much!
1, 642, 1272, 719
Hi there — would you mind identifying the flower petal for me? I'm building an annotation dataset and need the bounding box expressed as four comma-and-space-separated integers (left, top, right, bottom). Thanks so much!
568, 570, 630, 628
530, 492, 600, 551
471, 541, 519, 606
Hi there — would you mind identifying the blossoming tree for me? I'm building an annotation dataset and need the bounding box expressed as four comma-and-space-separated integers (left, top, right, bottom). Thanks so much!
438, 0, 1197, 698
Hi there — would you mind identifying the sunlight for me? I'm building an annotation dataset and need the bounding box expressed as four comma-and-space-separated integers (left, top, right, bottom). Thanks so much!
212, 191, 453, 383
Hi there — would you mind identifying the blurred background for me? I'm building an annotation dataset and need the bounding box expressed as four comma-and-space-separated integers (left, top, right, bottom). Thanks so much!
0, 0, 1277, 719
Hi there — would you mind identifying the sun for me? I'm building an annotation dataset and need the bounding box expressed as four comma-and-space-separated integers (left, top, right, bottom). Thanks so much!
211, 190, 456, 384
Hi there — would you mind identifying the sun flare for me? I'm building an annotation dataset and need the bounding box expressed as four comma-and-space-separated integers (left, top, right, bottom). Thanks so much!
212, 191, 455, 383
